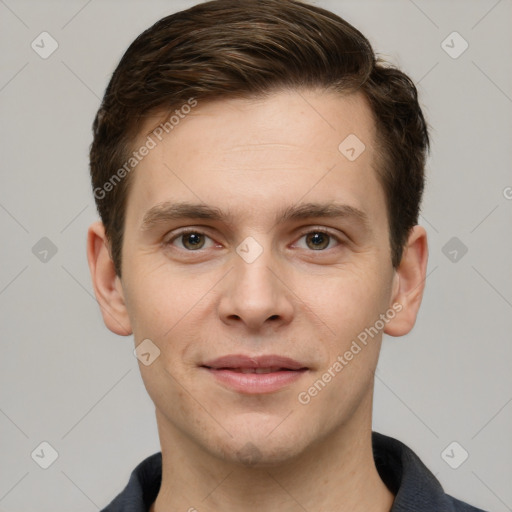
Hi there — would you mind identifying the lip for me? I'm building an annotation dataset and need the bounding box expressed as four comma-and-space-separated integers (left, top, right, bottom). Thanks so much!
203, 354, 306, 370
201, 354, 308, 394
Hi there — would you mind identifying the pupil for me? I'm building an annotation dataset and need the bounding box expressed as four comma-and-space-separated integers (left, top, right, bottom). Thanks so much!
185, 233, 204, 248
307, 232, 328, 250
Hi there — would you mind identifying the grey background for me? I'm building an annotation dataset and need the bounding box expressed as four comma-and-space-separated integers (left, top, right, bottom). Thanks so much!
1, 0, 511, 510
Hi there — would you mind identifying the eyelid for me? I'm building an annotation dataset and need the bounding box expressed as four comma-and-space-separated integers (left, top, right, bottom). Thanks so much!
164, 227, 218, 249
293, 225, 346, 245
296, 225, 342, 236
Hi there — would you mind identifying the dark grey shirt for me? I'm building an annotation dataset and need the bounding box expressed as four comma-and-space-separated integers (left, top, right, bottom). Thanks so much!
101, 432, 487, 511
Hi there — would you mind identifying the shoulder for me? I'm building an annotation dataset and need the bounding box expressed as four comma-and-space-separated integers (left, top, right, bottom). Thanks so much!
101, 452, 162, 512
372, 432, 488, 512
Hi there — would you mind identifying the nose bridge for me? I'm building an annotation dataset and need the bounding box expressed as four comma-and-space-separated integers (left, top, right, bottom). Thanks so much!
218, 237, 294, 329
233, 240, 279, 308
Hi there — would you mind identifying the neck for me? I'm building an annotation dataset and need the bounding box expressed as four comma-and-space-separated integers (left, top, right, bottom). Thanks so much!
150, 392, 394, 512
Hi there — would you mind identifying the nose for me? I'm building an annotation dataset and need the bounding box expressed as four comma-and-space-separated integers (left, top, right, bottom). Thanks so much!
217, 248, 295, 333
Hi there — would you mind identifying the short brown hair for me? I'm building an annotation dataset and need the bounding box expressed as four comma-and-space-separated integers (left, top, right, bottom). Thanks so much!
90, 0, 429, 277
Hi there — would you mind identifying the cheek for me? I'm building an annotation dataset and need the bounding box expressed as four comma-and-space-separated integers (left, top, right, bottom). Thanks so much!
295, 264, 392, 419
304, 265, 391, 349
123, 259, 207, 338
123, 262, 225, 384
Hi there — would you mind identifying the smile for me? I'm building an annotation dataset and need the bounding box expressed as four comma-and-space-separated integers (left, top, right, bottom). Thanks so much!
201, 354, 309, 394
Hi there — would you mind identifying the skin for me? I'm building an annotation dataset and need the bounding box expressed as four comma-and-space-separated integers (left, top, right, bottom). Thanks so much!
88, 88, 428, 512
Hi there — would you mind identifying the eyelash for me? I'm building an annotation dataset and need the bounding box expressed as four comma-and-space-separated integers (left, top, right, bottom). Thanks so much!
164, 227, 344, 251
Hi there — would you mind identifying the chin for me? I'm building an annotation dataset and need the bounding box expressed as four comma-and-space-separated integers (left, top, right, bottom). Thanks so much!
217, 438, 305, 468
207, 418, 310, 468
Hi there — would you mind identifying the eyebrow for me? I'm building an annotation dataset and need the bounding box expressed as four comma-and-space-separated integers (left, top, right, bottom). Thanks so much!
140, 201, 370, 232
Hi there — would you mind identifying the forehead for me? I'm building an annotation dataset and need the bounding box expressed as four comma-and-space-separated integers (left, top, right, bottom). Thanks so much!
125, 89, 384, 229
152, 89, 376, 161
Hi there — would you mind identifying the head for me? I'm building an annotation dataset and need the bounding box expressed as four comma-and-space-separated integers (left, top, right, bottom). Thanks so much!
88, 0, 429, 466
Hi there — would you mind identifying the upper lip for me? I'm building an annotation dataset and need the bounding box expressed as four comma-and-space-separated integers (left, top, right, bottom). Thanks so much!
201, 354, 307, 370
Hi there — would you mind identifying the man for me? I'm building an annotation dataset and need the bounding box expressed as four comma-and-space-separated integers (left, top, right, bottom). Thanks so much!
87, 0, 486, 510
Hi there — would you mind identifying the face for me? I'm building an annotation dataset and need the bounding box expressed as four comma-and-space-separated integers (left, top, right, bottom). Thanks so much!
105, 89, 407, 465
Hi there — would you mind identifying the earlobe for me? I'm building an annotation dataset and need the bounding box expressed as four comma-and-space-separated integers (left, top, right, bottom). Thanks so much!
384, 225, 428, 337
86, 221, 133, 336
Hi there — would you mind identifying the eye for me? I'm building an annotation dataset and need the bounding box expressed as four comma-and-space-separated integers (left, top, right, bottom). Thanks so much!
295, 229, 341, 251
166, 230, 216, 250
164, 228, 343, 253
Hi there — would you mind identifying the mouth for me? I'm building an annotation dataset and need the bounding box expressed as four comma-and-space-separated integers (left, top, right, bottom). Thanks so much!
216, 367, 296, 374
200, 354, 309, 394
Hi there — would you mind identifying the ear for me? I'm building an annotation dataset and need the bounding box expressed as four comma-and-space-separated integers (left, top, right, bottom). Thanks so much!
384, 225, 428, 337
86, 221, 132, 336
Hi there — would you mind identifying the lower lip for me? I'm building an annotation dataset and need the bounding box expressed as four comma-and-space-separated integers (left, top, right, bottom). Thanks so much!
204, 368, 307, 394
